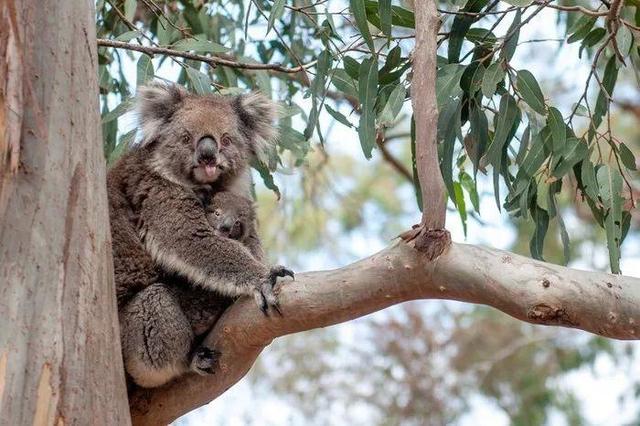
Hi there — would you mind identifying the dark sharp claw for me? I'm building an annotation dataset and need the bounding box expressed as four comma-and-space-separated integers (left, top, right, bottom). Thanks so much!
272, 301, 283, 316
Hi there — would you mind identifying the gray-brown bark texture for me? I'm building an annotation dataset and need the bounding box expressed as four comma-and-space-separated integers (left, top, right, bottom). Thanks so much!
0, 1, 130, 424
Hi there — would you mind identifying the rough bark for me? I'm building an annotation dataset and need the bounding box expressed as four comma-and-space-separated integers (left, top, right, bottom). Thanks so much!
0, 1, 130, 424
130, 241, 640, 425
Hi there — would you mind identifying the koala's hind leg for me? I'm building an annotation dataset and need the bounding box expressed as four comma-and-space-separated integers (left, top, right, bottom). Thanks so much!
120, 283, 195, 388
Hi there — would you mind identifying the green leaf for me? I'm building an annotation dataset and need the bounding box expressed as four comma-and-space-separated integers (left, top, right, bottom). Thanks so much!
460, 61, 485, 95
567, 16, 597, 44
616, 24, 633, 57
579, 27, 606, 58
438, 98, 462, 202
136, 54, 154, 86
436, 64, 465, 108
357, 58, 378, 159
344, 56, 360, 80
501, 10, 522, 62
520, 130, 549, 178
453, 182, 468, 236
553, 137, 589, 178
115, 30, 141, 42
124, 0, 137, 22
350, 0, 375, 53
548, 190, 571, 264
466, 28, 497, 46
251, 159, 280, 199
172, 37, 229, 53
305, 49, 332, 139
546, 107, 565, 151
593, 56, 619, 129
267, 0, 286, 34
107, 129, 137, 165
101, 99, 133, 123
597, 165, 624, 273
516, 69, 546, 114
468, 103, 489, 177
378, 0, 392, 38
460, 171, 480, 212
580, 159, 599, 201
331, 69, 359, 99
185, 66, 212, 94
482, 62, 505, 98
485, 94, 520, 168
364, 1, 415, 28
618, 143, 637, 170
448, 0, 490, 63
325, 104, 354, 128
378, 84, 406, 126
529, 205, 549, 261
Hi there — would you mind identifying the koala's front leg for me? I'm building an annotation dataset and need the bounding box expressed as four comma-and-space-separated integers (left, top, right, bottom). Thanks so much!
139, 185, 293, 314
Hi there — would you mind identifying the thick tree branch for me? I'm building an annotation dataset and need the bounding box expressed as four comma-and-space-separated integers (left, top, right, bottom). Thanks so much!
129, 242, 640, 425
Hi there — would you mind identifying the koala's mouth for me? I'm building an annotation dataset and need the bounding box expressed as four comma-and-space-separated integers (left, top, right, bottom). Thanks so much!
193, 162, 224, 183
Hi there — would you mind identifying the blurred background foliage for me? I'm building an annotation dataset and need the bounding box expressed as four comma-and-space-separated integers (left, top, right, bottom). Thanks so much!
95, 0, 639, 424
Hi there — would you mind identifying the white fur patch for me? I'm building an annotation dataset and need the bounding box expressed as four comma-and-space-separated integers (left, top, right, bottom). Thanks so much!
126, 357, 184, 388
145, 231, 250, 297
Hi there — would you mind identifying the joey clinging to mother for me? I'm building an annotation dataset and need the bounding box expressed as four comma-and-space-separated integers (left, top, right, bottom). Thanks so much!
107, 82, 293, 314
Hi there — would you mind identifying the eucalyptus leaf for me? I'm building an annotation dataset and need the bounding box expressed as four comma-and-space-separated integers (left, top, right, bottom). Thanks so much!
516, 70, 546, 114
482, 62, 505, 98
350, 0, 375, 53
597, 165, 624, 273
618, 143, 637, 171
357, 58, 378, 159
136, 54, 154, 86
378, 84, 406, 126
267, 0, 286, 34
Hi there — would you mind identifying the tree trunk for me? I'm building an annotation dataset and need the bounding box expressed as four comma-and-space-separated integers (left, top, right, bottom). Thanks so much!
0, 1, 131, 424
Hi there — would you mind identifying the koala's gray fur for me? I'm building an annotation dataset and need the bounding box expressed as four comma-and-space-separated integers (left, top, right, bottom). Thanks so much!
109, 83, 292, 388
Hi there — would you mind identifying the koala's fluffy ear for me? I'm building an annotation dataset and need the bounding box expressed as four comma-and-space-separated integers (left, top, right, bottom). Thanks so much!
233, 92, 279, 160
136, 82, 187, 143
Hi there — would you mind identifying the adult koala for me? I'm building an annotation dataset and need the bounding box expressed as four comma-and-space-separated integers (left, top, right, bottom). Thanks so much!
108, 82, 292, 388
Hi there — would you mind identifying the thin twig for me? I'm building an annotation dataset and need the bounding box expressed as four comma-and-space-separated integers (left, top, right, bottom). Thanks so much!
96, 39, 313, 73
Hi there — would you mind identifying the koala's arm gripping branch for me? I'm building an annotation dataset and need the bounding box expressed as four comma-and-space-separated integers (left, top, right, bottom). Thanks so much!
129, 242, 640, 425
139, 187, 269, 297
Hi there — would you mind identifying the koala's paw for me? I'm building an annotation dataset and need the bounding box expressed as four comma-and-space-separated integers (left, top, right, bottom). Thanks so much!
269, 265, 295, 283
190, 346, 221, 375
253, 266, 294, 317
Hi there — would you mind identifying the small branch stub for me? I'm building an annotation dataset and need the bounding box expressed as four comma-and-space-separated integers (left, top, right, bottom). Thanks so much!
400, 225, 451, 260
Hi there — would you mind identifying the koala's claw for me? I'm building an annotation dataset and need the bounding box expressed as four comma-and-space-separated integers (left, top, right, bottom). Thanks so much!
268, 265, 295, 286
190, 347, 221, 375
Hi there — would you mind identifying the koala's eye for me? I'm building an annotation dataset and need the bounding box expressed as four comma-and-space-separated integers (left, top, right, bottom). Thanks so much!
221, 135, 232, 147
181, 133, 191, 144
214, 209, 222, 217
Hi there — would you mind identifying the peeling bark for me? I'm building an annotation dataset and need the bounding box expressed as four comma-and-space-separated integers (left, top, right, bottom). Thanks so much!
130, 242, 640, 425
0, 0, 130, 424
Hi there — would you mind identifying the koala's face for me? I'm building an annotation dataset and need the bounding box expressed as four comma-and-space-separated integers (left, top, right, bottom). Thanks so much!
137, 83, 277, 186
206, 192, 255, 241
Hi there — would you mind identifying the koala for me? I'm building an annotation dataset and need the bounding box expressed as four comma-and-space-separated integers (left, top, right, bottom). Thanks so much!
166, 191, 265, 337
108, 83, 293, 388
202, 190, 265, 262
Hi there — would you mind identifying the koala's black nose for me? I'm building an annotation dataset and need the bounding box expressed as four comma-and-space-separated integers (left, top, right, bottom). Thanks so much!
220, 217, 235, 233
196, 136, 217, 164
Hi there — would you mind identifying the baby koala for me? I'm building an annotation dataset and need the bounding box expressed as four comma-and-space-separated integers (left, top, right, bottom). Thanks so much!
203, 190, 265, 263
169, 190, 266, 337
